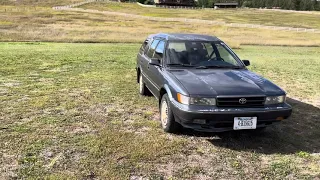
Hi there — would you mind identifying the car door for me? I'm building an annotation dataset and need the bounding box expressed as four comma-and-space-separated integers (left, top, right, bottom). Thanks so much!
137, 39, 152, 77
147, 39, 166, 98
142, 39, 160, 95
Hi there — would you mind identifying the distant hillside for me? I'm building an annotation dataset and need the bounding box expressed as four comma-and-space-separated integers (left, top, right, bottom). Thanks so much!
0, 0, 84, 6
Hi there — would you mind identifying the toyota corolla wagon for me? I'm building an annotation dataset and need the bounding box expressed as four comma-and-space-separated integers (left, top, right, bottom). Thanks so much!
136, 33, 292, 133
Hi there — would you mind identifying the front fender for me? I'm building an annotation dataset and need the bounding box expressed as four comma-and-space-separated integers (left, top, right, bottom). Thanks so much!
163, 84, 174, 101
161, 69, 189, 102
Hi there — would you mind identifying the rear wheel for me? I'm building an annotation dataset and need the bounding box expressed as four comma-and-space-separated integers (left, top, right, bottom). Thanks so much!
139, 73, 150, 96
160, 94, 181, 133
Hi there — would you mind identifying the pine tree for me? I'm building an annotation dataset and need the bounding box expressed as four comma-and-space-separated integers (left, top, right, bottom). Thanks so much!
229, 0, 319, 11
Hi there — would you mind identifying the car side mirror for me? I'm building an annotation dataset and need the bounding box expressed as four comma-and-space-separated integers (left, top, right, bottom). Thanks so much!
242, 60, 250, 66
149, 58, 160, 66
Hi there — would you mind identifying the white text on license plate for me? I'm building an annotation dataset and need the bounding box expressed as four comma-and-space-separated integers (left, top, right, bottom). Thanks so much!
233, 117, 257, 130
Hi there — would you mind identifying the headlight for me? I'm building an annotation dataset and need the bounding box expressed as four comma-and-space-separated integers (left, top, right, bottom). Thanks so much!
265, 95, 286, 105
190, 97, 216, 105
177, 93, 216, 105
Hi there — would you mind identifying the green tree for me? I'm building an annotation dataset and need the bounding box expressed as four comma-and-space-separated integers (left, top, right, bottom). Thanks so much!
219, 0, 319, 11
315, 0, 320, 10
294, 0, 301, 10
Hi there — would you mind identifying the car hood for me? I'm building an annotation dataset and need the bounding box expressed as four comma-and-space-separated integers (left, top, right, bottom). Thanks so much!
168, 68, 284, 96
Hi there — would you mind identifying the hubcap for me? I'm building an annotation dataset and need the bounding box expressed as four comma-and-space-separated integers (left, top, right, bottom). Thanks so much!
139, 74, 143, 93
161, 100, 168, 128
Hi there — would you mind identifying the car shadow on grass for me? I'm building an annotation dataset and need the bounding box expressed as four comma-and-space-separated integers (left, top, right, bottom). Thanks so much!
179, 98, 320, 155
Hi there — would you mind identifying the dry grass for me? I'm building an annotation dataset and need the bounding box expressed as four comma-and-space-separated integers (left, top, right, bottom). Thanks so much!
1, 5, 320, 47
80, 1, 320, 29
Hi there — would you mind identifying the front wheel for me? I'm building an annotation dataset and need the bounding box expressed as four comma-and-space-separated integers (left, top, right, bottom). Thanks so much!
160, 94, 181, 133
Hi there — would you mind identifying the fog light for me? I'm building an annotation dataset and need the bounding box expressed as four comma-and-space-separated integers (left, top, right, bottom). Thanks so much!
276, 117, 284, 120
193, 119, 206, 124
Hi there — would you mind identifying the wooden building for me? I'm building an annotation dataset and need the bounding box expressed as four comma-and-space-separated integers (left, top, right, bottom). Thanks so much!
154, 0, 195, 6
214, 2, 238, 8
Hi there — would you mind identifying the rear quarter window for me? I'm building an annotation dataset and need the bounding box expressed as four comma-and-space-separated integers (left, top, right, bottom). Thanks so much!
139, 40, 149, 54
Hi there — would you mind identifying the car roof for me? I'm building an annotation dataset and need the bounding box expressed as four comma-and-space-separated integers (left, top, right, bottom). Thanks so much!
147, 33, 221, 41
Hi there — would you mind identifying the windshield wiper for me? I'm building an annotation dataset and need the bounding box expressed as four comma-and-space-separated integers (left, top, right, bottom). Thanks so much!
196, 65, 223, 69
167, 63, 194, 67
196, 65, 243, 69
231, 66, 243, 69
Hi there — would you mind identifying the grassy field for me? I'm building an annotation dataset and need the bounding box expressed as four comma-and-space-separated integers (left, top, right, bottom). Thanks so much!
1, 3, 320, 47
1, 42, 319, 179
0, 0, 320, 179
80, 2, 320, 29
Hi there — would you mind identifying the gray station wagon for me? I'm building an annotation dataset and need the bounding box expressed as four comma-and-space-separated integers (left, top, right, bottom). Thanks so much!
136, 33, 292, 133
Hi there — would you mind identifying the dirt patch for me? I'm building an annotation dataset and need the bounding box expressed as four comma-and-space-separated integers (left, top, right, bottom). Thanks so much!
37, 78, 55, 85
0, 153, 19, 179
66, 122, 93, 134
0, 88, 8, 95
129, 175, 148, 180
2, 82, 21, 87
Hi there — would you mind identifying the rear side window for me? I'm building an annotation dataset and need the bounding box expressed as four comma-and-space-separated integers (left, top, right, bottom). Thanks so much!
146, 39, 160, 58
139, 40, 149, 54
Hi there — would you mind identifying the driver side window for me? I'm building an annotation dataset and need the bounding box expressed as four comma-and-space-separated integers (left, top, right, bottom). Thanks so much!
146, 39, 160, 58
153, 40, 165, 61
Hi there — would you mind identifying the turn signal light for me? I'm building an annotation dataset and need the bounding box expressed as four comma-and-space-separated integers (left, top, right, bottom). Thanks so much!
177, 93, 190, 105
276, 117, 284, 120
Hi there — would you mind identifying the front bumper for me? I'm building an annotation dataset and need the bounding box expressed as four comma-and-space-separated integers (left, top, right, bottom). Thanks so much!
169, 99, 292, 132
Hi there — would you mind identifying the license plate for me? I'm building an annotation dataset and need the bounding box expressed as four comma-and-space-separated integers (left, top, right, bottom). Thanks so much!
233, 117, 257, 130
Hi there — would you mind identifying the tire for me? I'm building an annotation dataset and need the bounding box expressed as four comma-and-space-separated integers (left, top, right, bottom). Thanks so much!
139, 73, 150, 96
160, 94, 181, 133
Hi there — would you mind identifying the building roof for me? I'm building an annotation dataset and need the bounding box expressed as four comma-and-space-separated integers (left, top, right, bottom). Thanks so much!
214, 2, 239, 6
150, 33, 220, 41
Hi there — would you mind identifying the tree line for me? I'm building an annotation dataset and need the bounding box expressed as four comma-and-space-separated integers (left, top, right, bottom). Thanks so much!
242, 0, 320, 10
197, 0, 320, 10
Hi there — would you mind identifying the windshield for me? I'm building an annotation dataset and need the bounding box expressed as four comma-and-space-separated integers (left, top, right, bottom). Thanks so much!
165, 41, 243, 68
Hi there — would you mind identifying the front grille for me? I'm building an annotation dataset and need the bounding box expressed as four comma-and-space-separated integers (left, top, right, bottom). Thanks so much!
216, 96, 265, 107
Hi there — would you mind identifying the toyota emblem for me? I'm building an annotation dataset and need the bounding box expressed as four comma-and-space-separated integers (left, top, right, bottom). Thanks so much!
239, 98, 247, 104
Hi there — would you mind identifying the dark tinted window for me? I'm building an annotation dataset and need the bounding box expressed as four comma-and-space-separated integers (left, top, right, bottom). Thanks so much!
153, 40, 165, 60
146, 39, 160, 58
